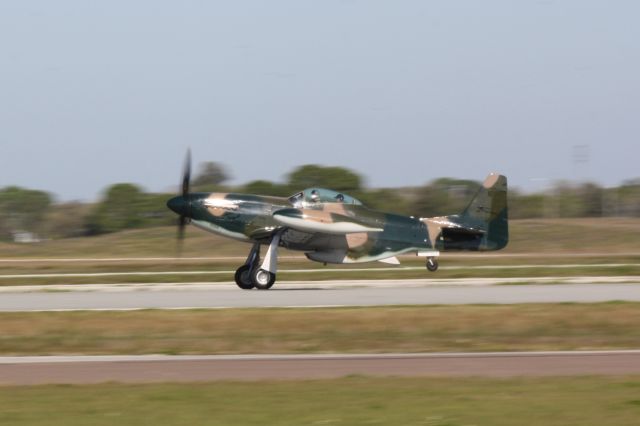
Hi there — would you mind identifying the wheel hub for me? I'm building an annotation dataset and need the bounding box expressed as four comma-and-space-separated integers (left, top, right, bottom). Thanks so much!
256, 270, 270, 285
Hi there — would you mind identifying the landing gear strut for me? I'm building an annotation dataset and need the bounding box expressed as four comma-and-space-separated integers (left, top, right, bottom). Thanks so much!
426, 257, 439, 272
234, 234, 281, 290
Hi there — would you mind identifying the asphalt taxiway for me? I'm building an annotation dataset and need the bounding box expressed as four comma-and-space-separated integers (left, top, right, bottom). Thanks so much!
2, 351, 640, 384
1, 278, 639, 311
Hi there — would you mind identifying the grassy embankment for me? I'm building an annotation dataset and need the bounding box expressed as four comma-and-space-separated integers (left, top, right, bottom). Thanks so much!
2, 376, 640, 425
2, 303, 640, 355
0, 218, 638, 285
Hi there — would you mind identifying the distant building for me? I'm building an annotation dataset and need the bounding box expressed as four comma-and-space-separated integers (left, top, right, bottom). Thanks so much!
12, 231, 40, 244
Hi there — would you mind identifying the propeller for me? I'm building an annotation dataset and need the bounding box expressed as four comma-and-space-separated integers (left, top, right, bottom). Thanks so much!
181, 149, 191, 200
167, 149, 192, 252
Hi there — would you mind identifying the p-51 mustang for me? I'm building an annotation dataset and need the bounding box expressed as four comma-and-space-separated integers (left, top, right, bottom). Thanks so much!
167, 153, 508, 290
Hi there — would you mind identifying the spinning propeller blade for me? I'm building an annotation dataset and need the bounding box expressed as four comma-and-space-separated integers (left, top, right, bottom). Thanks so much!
182, 148, 191, 198
172, 149, 192, 253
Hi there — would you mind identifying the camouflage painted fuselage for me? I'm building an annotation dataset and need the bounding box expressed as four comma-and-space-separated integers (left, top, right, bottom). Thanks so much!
183, 192, 425, 263
179, 174, 508, 264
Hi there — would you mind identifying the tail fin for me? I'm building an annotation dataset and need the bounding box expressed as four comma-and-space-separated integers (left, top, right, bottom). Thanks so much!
454, 173, 509, 250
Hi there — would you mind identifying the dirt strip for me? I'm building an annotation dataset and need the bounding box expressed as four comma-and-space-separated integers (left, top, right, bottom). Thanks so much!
2, 352, 640, 385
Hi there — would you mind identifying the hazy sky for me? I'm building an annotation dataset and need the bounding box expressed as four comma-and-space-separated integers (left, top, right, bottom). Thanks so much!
1, 1, 638, 201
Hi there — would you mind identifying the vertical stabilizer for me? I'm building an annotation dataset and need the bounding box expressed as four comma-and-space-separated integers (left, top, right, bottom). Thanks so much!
455, 173, 509, 250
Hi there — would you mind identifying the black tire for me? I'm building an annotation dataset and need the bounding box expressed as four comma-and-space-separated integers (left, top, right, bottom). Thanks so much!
234, 265, 255, 290
251, 268, 276, 290
426, 257, 439, 272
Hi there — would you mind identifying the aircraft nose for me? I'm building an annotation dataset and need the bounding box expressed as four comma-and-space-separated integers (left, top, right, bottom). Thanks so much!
167, 196, 187, 216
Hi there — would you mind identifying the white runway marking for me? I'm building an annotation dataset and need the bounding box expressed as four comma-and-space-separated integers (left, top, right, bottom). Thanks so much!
2, 350, 640, 364
0, 256, 305, 263
0, 264, 637, 280
1, 276, 639, 294
0, 252, 638, 263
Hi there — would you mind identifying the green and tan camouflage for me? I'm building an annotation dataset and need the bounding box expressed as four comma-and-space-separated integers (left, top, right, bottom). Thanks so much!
167, 173, 508, 289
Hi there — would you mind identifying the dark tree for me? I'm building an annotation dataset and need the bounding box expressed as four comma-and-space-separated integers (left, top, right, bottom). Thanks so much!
288, 165, 363, 192
193, 162, 229, 187
0, 186, 52, 240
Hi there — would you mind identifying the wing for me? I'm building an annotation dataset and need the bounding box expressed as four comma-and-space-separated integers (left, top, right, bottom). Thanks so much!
272, 208, 383, 235
273, 208, 404, 265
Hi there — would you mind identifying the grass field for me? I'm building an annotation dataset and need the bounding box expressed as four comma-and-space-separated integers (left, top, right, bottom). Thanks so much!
0, 218, 638, 285
0, 261, 638, 285
0, 218, 639, 259
2, 303, 640, 355
2, 376, 640, 425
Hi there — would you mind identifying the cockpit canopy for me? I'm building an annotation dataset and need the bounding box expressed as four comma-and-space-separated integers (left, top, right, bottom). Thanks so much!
288, 188, 363, 207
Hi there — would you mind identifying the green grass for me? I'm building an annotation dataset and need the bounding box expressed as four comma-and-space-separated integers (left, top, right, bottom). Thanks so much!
0, 218, 639, 259
0, 253, 638, 286
0, 264, 638, 285
0, 218, 638, 284
2, 303, 640, 355
2, 376, 640, 425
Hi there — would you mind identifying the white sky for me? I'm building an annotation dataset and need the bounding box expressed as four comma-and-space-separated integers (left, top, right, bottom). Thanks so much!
1, 1, 638, 200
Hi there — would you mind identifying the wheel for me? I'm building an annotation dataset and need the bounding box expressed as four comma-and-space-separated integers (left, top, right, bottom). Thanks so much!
426, 257, 439, 272
251, 268, 276, 290
234, 265, 254, 290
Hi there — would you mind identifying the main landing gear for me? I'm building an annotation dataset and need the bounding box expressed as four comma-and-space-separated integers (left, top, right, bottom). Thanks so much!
234, 234, 281, 290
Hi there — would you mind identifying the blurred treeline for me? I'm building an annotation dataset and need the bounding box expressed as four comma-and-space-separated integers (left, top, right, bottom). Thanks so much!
1, 163, 639, 241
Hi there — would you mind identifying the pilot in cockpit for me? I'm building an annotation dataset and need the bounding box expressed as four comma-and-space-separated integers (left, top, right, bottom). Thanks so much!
335, 193, 344, 202
310, 189, 320, 202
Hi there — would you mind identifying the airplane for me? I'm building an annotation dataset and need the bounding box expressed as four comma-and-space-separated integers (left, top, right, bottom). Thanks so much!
167, 152, 508, 290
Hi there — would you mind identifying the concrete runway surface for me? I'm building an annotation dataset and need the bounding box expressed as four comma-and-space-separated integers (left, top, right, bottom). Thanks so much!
2, 351, 640, 385
1, 279, 640, 311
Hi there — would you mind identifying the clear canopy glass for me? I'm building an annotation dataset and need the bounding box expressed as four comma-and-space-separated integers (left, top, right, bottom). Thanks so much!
288, 188, 363, 207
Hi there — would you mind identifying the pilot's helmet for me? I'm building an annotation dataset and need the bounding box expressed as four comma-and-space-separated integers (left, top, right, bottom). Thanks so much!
310, 190, 319, 202
335, 194, 344, 202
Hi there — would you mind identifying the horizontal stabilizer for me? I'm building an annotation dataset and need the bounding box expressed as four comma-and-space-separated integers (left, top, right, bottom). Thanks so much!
378, 256, 400, 265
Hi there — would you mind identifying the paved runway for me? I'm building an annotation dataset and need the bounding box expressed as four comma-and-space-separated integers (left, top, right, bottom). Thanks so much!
2, 351, 640, 384
1, 279, 640, 311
